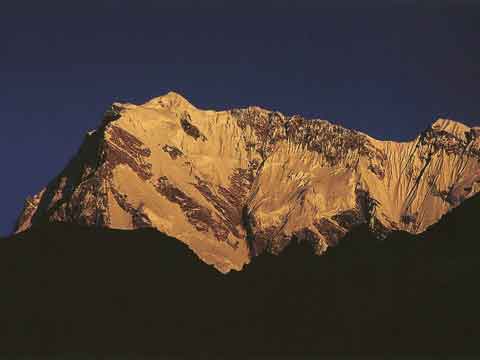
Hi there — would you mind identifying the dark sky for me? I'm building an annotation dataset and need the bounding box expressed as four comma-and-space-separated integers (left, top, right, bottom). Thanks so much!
1, 0, 479, 235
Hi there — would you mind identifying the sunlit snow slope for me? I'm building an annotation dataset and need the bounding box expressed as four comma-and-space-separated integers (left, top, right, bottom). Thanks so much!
16, 92, 480, 272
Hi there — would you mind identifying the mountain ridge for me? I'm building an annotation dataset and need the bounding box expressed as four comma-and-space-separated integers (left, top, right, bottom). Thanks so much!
15, 92, 480, 272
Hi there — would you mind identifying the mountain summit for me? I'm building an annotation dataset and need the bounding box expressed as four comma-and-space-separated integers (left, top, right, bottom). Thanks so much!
16, 92, 480, 272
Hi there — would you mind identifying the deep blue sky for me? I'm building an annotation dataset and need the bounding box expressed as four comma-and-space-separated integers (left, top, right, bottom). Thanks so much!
1, 0, 479, 235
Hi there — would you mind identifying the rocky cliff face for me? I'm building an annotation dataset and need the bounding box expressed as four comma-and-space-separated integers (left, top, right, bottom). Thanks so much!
16, 92, 480, 272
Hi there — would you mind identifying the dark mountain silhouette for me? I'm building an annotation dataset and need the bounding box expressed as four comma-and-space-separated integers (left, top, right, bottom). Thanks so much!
1, 193, 480, 356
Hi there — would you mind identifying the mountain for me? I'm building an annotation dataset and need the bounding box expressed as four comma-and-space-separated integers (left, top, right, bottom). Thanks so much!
2, 191, 480, 355
15, 92, 480, 272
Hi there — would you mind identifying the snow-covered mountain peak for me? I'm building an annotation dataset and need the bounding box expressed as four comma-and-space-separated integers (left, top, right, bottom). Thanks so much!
145, 91, 196, 111
15, 93, 480, 272
431, 118, 472, 139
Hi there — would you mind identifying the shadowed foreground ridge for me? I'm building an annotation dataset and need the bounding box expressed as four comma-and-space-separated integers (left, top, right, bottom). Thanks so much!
1, 193, 480, 355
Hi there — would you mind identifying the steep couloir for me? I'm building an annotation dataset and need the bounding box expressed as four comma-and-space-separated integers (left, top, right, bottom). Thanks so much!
16, 92, 480, 272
